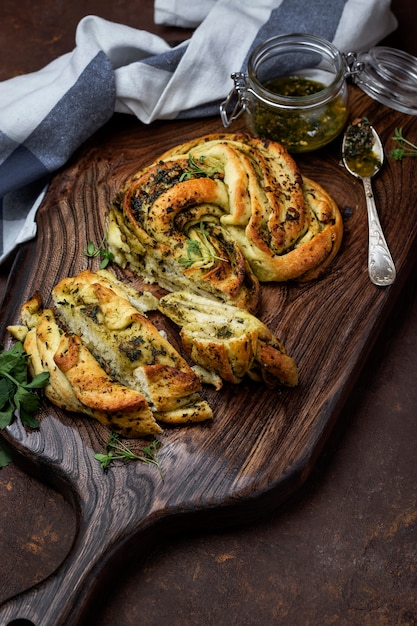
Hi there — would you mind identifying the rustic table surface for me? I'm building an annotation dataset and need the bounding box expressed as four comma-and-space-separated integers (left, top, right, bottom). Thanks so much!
1, 1, 417, 625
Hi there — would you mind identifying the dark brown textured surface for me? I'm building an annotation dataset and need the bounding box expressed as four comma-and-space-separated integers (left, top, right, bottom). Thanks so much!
1, 2, 417, 625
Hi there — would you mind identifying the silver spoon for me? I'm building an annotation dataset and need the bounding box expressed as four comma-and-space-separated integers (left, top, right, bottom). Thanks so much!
342, 118, 396, 286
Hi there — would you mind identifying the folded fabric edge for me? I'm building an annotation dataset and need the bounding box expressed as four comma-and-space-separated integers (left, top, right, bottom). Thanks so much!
153, 0, 217, 27
0, 184, 47, 266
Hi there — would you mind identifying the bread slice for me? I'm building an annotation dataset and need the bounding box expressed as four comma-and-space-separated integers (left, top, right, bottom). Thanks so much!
157, 291, 298, 388
17, 295, 162, 437
52, 270, 212, 424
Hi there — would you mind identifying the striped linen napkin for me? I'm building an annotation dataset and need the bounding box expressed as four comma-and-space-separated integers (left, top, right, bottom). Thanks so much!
0, 0, 396, 264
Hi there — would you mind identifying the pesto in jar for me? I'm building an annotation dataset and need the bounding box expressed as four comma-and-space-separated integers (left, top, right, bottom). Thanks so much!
265, 76, 324, 97
250, 76, 348, 153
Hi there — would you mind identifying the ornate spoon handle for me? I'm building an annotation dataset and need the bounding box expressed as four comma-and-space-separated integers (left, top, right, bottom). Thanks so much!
362, 177, 396, 286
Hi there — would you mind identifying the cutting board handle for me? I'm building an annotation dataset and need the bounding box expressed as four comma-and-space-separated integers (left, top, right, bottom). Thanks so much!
0, 469, 160, 626
0, 418, 164, 626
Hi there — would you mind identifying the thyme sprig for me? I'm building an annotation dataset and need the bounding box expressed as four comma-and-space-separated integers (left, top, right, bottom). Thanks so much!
179, 153, 219, 181
178, 222, 228, 268
83, 234, 114, 269
94, 433, 164, 479
390, 128, 417, 161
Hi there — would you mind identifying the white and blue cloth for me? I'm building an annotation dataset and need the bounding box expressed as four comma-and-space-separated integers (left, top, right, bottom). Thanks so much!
0, 0, 397, 264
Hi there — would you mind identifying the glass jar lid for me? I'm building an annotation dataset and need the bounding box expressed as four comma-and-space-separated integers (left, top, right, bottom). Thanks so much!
346, 46, 417, 115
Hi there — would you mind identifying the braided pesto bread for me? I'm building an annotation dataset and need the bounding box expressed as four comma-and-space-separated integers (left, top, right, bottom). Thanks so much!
108, 133, 343, 313
9, 268, 299, 436
157, 290, 298, 388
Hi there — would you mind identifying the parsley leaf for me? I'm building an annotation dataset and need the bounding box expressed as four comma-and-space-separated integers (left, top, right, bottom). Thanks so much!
0, 441, 12, 468
0, 342, 49, 468
0, 342, 49, 430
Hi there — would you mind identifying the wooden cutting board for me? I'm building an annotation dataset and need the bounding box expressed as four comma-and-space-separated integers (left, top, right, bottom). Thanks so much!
0, 86, 416, 626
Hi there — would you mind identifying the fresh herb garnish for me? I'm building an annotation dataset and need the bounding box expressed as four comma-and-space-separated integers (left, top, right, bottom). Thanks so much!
179, 237, 204, 269
0, 342, 49, 430
390, 128, 417, 161
179, 153, 219, 181
0, 342, 49, 466
83, 235, 114, 269
179, 222, 228, 268
94, 433, 164, 478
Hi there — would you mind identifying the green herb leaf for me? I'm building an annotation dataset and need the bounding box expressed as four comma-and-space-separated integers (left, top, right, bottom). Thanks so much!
85, 241, 98, 256
390, 128, 417, 161
179, 153, 220, 182
0, 377, 14, 408
94, 433, 164, 478
26, 371, 50, 389
0, 342, 49, 433
178, 221, 228, 268
0, 407, 14, 430
94, 452, 115, 470
83, 234, 114, 269
98, 249, 114, 269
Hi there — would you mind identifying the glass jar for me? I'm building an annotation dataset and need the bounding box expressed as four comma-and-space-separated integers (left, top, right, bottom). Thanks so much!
220, 33, 349, 153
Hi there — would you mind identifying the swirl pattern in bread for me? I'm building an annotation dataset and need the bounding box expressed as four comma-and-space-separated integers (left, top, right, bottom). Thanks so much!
109, 133, 343, 313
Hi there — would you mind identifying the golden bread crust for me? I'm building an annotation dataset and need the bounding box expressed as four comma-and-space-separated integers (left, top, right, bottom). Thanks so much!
13, 270, 215, 435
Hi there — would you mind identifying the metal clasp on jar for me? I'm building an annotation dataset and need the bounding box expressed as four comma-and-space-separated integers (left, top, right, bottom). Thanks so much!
220, 72, 249, 128
344, 51, 366, 78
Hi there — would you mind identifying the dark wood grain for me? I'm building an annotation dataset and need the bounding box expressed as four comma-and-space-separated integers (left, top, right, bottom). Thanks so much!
0, 85, 417, 625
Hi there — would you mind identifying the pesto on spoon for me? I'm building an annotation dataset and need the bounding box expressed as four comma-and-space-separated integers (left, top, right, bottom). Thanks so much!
342, 118, 396, 286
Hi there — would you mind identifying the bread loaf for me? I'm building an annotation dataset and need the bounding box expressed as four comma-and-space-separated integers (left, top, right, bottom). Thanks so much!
9, 267, 299, 436
109, 133, 343, 313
